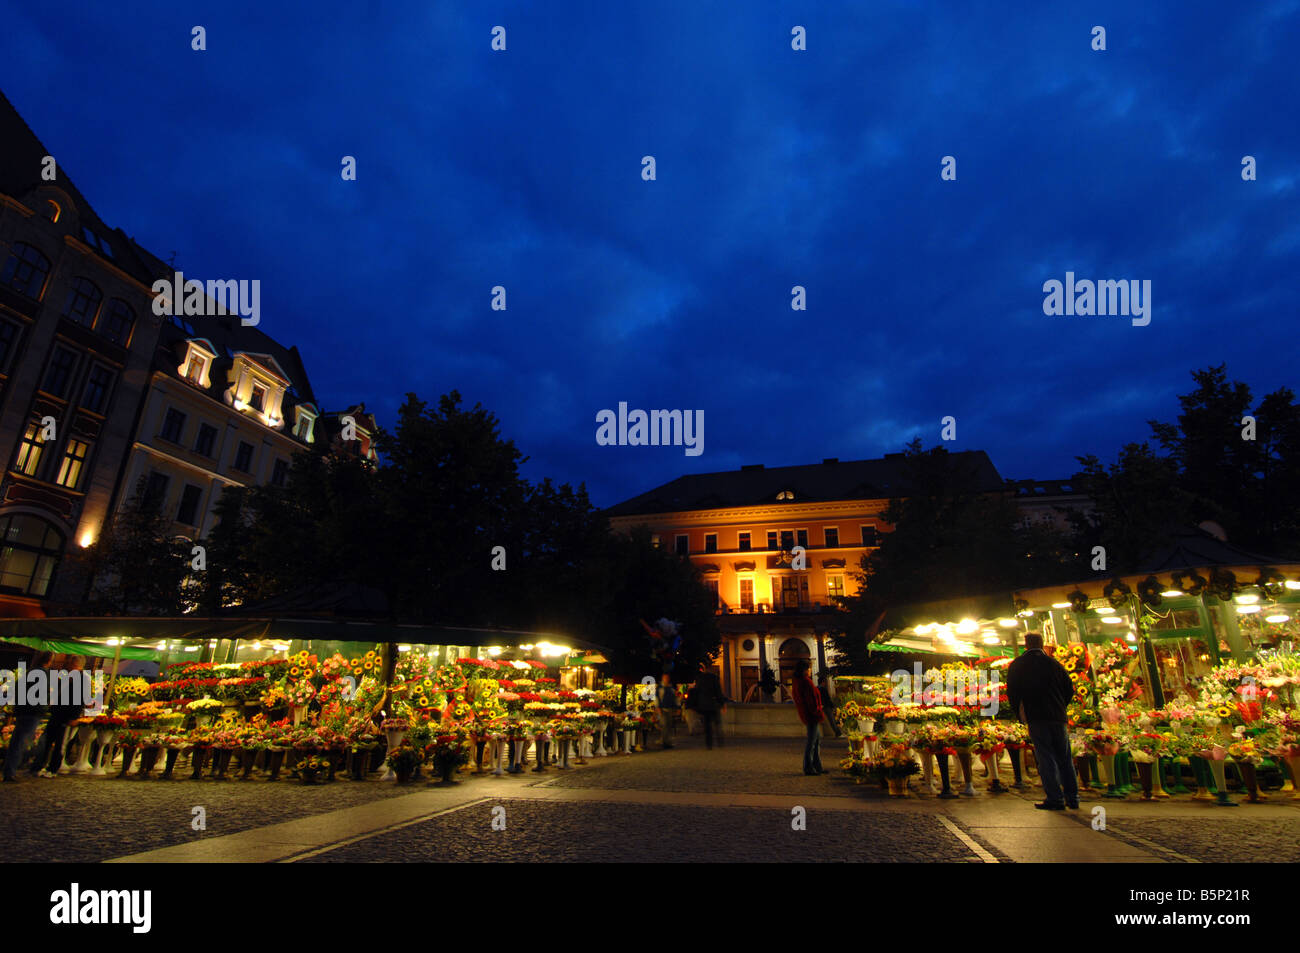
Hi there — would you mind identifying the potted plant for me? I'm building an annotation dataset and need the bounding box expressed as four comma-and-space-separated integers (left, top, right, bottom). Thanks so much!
296, 753, 330, 785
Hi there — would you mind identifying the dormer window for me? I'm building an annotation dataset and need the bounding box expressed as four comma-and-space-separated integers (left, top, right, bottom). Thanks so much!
178, 339, 218, 390
249, 383, 266, 413
226, 352, 290, 430
776, 489, 795, 501
293, 404, 318, 444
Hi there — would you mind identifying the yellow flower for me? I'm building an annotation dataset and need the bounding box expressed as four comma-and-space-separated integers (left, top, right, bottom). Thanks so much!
1069, 672, 1080, 683
350, 658, 361, 667
365, 650, 377, 660
364, 661, 374, 671
1063, 659, 1076, 671
1215, 706, 1232, 718
290, 667, 300, 677
1075, 687, 1088, 699
418, 696, 429, 707
1072, 644, 1085, 656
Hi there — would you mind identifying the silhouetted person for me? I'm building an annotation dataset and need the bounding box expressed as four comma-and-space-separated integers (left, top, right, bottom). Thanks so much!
1007, 632, 1078, 810
31, 656, 86, 777
656, 676, 678, 749
3, 651, 53, 781
792, 659, 824, 775
688, 666, 726, 749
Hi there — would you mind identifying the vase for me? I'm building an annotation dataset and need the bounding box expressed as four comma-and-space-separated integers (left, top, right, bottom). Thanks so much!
381, 729, 406, 781
1168, 758, 1191, 794
1286, 756, 1300, 800
214, 748, 234, 780
436, 758, 459, 785
1008, 748, 1027, 789
266, 748, 286, 782
473, 740, 487, 773
920, 751, 935, 793
138, 746, 161, 779
1150, 759, 1169, 798
577, 733, 592, 761
395, 764, 414, 784
348, 750, 367, 780
1135, 760, 1153, 799
1207, 758, 1237, 807
1190, 757, 1212, 799
935, 752, 959, 798
558, 739, 571, 769
594, 721, 608, 757
1237, 762, 1264, 803
239, 749, 258, 779
1098, 753, 1125, 798
300, 766, 320, 785
117, 745, 137, 778
986, 750, 1005, 793
507, 739, 523, 773
622, 729, 636, 754
1115, 752, 1135, 794
190, 746, 210, 780
90, 729, 116, 775
292, 705, 308, 726
160, 747, 180, 779
68, 725, 95, 773
532, 738, 550, 773
886, 776, 908, 797
956, 749, 975, 796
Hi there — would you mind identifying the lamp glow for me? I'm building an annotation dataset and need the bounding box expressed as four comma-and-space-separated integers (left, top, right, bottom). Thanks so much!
1265, 614, 1290, 624
997, 618, 1018, 628
1161, 590, 1183, 597
1101, 616, 1123, 624
1095, 607, 1115, 615
1236, 605, 1260, 614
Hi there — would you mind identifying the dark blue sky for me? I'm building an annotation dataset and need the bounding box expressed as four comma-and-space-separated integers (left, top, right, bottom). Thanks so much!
6, 2, 1297, 507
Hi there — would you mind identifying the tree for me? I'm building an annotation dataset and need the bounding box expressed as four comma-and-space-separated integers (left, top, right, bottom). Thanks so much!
71, 480, 199, 615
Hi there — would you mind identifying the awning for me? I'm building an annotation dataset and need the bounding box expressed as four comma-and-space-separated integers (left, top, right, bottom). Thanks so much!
1, 637, 161, 660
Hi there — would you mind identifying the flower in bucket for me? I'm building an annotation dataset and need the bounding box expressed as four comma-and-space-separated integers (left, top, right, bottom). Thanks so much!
186, 698, 223, 714
875, 744, 921, 778
286, 680, 316, 707
1084, 729, 1120, 756
1125, 731, 1164, 763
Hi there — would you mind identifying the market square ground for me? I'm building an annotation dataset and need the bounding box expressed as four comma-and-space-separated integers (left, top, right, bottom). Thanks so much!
3, 737, 1298, 864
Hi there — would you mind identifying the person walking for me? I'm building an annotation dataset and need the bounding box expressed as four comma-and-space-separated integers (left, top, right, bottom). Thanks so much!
30, 655, 86, 777
3, 651, 54, 782
1006, 632, 1078, 810
688, 665, 726, 749
817, 671, 841, 738
791, 659, 824, 775
656, 676, 679, 749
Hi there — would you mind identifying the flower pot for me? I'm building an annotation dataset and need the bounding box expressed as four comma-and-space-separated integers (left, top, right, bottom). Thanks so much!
622, 730, 636, 754
532, 738, 550, 773
239, 749, 259, 779
956, 749, 975, 796
266, 748, 286, 782
138, 746, 161, 779
558, 739, 571, 769
886, 776, 908, 797
435, 759, 459, 785
986, 750, 1005, 793
1136, 760, 1153, 799
190, 746, 210, 780
1237, 762, 1264, 803
490, 739, 506, 775
90, 729, 117, 775
395, 764, 414, 784
300, 766, 320, 785
117, 745, 137, 778
1098, 754, 1125, 798
920, 751, 935, 793
381, 729, 406, 780
1073, 755, 1092, 789
214, 748, 234, 780
1008, 747, 1027, 789
68, 725, 95, 774
473, 740, 486, 773
593, 721, 608, 757
935, 752, 959, 799
1208, 758, 1237, 807
1150, 757, 1170, 798
1167, 757, 1190, 794
160, 747, 180, 779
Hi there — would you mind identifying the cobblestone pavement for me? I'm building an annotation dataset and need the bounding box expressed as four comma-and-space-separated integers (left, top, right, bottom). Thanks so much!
302, 798, 988, 863
1086, 816, 1300, 864
0, 769, 412, 864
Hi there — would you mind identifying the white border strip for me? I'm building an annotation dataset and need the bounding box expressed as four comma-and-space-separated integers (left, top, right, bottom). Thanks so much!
278, 797, 493, 863
936, 814, 999, 863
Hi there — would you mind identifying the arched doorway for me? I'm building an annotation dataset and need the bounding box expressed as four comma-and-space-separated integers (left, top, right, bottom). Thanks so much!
777, 638, 810, 699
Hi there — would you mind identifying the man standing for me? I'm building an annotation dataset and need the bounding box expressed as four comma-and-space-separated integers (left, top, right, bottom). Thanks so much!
791, 660, 824, 775
688, 665, 726, 749
1006, 632, 1078, 810
2, 651, 53, 781
656, 676, 678, 749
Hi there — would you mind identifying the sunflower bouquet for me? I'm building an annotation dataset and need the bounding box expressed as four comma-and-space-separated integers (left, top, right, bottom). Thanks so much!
875, 744, 921, 778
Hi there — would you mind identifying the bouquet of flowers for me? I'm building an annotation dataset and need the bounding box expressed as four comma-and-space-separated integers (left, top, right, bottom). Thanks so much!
296, 753, 331, 774
261, 685, 290, 711
972, 723, 1007, 757
1227, 737, 1264, 765
318, 653, 351, 679
186, 698, 223, 714
1085, 729, 1120, 756
432, 665, 466, 693
285, 681, 316, 707
394, 652, 433, 684
1067, 703, 1098, 729
1000, 722, 1030, 749
1125, 731, 1165, 763
875, 744, 921, 778
113, 677, 151, 701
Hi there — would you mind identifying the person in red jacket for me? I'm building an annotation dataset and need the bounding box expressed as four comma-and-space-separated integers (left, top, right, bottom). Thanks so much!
791, 659, 824, 775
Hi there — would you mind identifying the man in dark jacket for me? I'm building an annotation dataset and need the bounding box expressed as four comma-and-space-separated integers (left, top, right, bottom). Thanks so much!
3, 651, 53, 781
688, 666, 726, 749
1006, 632, 1078, 810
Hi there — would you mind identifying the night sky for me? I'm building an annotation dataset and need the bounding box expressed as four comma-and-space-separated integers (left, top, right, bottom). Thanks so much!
5, 2, 1297, 507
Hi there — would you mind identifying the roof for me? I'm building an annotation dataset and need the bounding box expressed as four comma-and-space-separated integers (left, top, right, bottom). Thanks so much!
604, 450, 1006, 517
0, 87, 168, 291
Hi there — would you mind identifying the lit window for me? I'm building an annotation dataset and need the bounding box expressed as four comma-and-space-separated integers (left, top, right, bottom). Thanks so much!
187, 353, 207, 384
55, 439, 91, 490
0, 242, 51, 299
827, 575, 845, 599
14, 422, 45, 477
63, 277, 102, 327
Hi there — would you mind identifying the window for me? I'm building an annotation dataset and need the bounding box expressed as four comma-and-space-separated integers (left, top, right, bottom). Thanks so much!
796, 529, 808, 548
14, 422, 45, 476
0, 513, 63, 597
176, 484, 202, 526
271, 458, 289, 487
63, 277, 102, 327
141, 471, 170, 510
233, 441, 254, 473
186, 352, 207, 384
739, 578, 754, 612
1, 242, 51, 298
102, 300, 134, 346
704, 579, 719, 610
675, 534, 689, 556
737, 531, 751, 551
194, 423, 217, 458
766, 530, 778, 550
704, 533, 717, 553
824, 527, 839, 548
780, 530, 795, 551
249, 382, 266, 412
0, 320, 19, 371
776, 489, 795, 501
159, 407, 187, 444
55, 439, 91, 490
42, 347, 77, 398
81, 365, 113, 414
861, 525, 878, 547
651, 534, 661, 549
80, 227, 113, 259
827, 575, 845, 600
